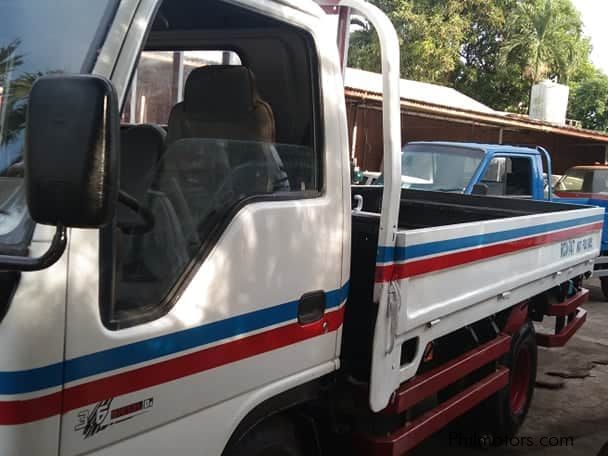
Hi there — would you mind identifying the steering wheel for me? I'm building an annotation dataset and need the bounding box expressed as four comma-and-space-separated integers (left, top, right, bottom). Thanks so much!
117, 191, 155, 234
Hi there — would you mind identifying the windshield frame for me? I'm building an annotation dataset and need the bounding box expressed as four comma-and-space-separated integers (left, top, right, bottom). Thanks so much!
398, 143, 487, 193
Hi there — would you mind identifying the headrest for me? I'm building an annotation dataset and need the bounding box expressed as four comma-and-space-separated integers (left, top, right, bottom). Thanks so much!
184, 65, 258, 116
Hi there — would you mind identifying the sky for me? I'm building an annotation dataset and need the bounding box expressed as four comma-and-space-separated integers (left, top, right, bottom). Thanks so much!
572, 0, 608, 75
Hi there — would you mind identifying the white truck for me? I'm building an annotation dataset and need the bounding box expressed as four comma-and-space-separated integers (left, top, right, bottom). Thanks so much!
0, 1, 602, 455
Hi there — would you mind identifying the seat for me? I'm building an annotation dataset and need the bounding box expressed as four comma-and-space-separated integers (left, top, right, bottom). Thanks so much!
114, 124, 191, 310
166, 65, 275, 145
162, 65, 288, 229
582, 173, 594, 193
506, 160, 532, 195
117, 124, 166, 227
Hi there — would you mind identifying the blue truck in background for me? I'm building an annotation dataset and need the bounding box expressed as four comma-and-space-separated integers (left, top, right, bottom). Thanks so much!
381, 141, 608, 297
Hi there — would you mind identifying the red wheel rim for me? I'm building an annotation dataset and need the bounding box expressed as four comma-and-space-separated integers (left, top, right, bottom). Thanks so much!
509, 345, 531, 414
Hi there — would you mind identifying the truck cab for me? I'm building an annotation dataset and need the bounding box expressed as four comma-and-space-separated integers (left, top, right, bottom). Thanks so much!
1, 1, 350, 454
390, 142, 549, 199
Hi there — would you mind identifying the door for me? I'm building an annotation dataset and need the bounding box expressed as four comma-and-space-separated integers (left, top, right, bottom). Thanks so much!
480, 155, 535, 197
59, 1, 348, 454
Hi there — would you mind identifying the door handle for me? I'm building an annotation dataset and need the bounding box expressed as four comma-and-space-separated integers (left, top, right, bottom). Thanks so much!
298, 291, 326, 324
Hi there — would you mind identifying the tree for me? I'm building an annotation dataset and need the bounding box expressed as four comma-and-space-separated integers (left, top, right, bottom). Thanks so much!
0, 41, 42, 147
452, 0, 532, 112
501, 0, 588, 84
0, 41, 24, 146
0, 40, 23, 84
455, 0, 590, 112
347, 0, 604, 129
568, 71, 608, 131
348, 0, 468, 84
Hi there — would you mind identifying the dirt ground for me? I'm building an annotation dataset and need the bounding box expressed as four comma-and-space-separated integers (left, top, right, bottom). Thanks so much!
413, 278, 608, 456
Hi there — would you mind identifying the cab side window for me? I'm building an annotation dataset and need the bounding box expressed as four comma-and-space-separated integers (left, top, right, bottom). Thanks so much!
480, 156, 532, 196
505, 157, 532, 196
480, 157, 507, 196
591, 171, 608, 193
102, 30, 322, 329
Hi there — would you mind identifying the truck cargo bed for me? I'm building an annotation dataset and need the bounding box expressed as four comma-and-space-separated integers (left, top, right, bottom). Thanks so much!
344, 186, 603, 398
353, 186, 586, 229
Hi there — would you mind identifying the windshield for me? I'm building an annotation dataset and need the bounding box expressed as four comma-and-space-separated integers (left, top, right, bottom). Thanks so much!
1, 0, 118, 171
556, 168, 608, 194
0, 1, 117, 254
397, 144, 485, 192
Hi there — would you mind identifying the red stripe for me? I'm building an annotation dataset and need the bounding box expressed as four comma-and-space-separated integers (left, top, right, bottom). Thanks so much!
0, 392, 62, 425
0, 307, 344, 424
376, 223, 603, 283
555, 192, 608, 201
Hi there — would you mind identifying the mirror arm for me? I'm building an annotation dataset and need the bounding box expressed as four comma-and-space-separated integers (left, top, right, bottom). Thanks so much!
118, 191, 155, 233
0, 225, 67, 272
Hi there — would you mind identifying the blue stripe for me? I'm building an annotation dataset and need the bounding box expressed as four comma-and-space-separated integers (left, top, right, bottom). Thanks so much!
0, 364, 64, 396
0, 282, 349, 395
377, 214, 603, 263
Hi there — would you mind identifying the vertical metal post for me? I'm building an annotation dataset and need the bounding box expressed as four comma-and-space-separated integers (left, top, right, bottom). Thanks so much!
172, 51, 185, 104
604, 145, 608, 165
351, 105, 359, 160
177, 52, 185, 102
336, 7, 352, 75
129, 69, 138, 124
339, 0, 402, 413
222, 51, 232, 65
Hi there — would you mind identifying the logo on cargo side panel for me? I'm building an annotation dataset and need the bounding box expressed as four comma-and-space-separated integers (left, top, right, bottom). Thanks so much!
74, 397, 154, 438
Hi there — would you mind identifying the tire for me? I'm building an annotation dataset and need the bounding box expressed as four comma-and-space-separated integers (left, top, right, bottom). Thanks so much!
601, 277, 608, 301
487, 321, 538, 439
223, 415, 306, 456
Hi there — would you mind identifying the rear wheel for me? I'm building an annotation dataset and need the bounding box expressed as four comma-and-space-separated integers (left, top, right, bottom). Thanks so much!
489, 321, 537, 438
463, 320, 537, 445
601, 277, 608, 301
223, 415, 306, 456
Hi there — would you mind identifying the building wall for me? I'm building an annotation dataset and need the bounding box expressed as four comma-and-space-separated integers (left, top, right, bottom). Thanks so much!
347, 100, 607, 174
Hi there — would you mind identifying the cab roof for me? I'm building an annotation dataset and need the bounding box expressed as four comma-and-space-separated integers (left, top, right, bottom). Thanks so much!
406, 141, 542, 156
568, 165, 608, 170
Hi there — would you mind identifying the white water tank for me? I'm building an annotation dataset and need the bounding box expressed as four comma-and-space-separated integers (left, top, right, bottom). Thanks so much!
529, 80, 570, 125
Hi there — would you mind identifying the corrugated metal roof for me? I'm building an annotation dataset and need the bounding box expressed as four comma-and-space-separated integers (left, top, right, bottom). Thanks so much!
344, 68, 608, 143
345, 67, 499, 115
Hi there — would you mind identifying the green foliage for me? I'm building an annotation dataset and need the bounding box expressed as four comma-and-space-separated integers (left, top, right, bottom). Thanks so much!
0, 40, 41, 146
453, 0, 532, 112
348, 0, 605, 129
568, 70, 608, 131
501, 0, 589, 84
348, 0, 468, 83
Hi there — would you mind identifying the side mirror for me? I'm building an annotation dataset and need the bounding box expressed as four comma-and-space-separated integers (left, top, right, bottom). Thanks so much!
472, 183, 489, 196
0, 74, 119, 271
25, 74, 119, 228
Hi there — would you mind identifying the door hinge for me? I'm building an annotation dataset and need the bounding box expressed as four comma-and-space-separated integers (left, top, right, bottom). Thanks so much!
386, 281, 401, 354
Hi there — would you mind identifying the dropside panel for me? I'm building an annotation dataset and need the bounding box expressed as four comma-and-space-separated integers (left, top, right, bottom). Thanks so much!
370, 206, 603, 411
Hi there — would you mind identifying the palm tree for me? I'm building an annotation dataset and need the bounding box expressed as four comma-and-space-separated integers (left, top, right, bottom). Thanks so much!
0, 40, 23, 85
0, 41, 43, 148
2, 72, 44, 147
501, 0, 585, 84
